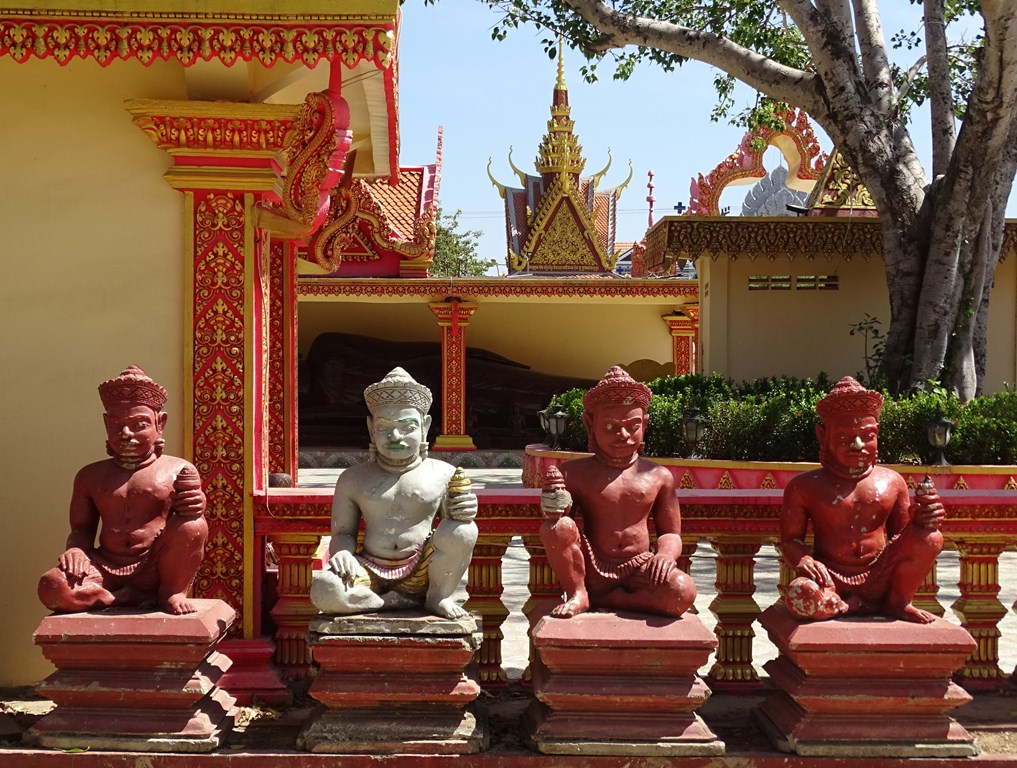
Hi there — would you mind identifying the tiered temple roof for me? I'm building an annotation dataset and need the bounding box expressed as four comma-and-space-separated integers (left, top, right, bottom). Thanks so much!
489, 50, 631, 274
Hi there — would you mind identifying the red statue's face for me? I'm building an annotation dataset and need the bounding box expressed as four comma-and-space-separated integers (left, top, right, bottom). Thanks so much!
103, 403, 166, 459
817, 415, 879, 477
587, 404, 646, 464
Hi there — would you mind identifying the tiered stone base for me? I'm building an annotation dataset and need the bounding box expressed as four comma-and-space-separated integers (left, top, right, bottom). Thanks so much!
30, 599, 236, 753
299, 612, 486, 754
756, 604, 978, 757
526, 611, 724, 756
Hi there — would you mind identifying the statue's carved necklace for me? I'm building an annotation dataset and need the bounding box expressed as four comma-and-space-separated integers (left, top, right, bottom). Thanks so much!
111, 452, 157, 471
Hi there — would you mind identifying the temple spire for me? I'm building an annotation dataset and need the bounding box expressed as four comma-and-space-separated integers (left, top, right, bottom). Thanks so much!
535, 39, 585, 178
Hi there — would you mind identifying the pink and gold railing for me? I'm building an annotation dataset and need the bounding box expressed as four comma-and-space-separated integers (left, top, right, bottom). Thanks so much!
254, 486, 1017, 692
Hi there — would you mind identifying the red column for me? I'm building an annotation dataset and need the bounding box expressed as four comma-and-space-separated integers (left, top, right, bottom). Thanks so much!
663, 306, 700, 375
428, 299, 479, 451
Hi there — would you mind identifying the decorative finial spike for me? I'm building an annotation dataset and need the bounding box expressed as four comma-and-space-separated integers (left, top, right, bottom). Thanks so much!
556, 35, 566, 91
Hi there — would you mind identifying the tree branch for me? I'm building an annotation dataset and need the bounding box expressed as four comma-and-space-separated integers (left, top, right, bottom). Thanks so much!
924, 0, 956, 176
853, 0, 894, 114
562, 0, 824, 114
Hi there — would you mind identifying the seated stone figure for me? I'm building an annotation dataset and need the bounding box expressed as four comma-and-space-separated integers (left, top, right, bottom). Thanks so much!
38, 366, 208, 615
309, 367, 479, 620
539, 366, 697, 618
781, 376, 945, 623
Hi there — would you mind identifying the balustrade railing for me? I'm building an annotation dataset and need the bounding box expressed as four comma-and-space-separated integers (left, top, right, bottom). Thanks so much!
254, 486, 1017, 690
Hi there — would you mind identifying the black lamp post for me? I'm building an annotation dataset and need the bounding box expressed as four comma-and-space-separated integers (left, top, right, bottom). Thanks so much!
539, 407, 569, 451
926, 407, 954, 466
547, 408, 568, 451
681, 407, 708, 459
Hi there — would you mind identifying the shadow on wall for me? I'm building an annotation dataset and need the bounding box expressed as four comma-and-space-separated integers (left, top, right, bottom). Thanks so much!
298, 333, 597, 450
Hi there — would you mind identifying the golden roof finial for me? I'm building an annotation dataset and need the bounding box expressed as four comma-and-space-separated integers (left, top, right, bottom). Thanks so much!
536, 40, 585, 177
556, 35, 566, 92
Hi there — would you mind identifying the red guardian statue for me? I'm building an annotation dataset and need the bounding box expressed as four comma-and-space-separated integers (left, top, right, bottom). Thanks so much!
38, 366, 208, 615
539, 366, 697, 618
781, 376, 945, 622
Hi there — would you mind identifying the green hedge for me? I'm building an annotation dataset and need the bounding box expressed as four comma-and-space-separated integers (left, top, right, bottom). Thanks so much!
544, 374, 1017, 465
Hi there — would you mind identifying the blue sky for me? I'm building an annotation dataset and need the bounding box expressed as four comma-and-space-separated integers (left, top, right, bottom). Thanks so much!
396, 3, 1013, 270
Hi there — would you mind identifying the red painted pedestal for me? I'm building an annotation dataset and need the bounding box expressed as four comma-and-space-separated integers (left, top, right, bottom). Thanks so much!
216, 637, 292, 707
31, 599, 237, 753
526, 611, 724, 756
756, 604, 978, 757
299, 612, 486, 754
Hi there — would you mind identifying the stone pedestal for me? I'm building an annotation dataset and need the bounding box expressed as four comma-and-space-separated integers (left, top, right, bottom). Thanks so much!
216, 637, 292, 707
756, 604, 978, 757
526, 611, 724, 756
30, 599, 236, 753
299, 612, 486, 754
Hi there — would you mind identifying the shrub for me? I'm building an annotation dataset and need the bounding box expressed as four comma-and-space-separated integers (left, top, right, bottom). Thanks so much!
542, 374, 1014, 465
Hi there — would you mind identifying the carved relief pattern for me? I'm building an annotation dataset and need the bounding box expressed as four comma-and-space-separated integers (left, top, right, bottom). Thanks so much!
810, 149, 876, 211
0, 19, 395, 68
299, 278, 698, 300
267, 241, 286, 475
270, 90, 351, 233
521, 179, 608, 272
689, 106, 826, 216
673, 334, 693, 376
131, 114, 292, 154
190, 191, 247, 624
652, 218, 883, 267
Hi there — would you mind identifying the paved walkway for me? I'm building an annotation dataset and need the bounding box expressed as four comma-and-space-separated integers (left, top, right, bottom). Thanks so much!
299, 466, 1017, 679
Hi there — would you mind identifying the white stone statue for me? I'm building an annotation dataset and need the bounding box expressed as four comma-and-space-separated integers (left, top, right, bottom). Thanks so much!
309, 367, 479, 619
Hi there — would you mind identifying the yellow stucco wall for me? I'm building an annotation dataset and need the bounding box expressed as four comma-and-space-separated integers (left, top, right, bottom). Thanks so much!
986, 255, 1017, 390
701, 257, 890, 382
700, 252, 1016, 391
298, 299, 677, 381
0, 58, 188, 685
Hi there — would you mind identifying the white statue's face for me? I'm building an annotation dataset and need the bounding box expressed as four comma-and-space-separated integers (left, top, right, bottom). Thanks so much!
370, 405, 430, 462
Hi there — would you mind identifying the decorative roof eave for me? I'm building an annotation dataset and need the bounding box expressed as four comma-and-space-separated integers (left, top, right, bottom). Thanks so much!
0, 1, 398, 69
642, 217, 1017, 271
2, 1, 401, 180
297, 276, 699, 302
644, 216, 885, 270
305, 178, 435, 272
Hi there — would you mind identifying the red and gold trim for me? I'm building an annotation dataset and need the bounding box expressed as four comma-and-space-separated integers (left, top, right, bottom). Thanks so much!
299, 277, 699, 301
135, 100, 288, 638
663, 310, 699, 375
428, 299, 478, 451
0, 7, 395, 69
689, 106, 826, 217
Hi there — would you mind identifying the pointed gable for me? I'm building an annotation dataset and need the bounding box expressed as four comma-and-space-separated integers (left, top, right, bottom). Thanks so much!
490, 48, 630, 274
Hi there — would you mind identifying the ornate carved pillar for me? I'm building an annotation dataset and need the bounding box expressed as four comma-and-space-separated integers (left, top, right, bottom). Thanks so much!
464, 539, 511, 687
130, 100, 295, 638
428, 298, 479, 451
952, 539, 1009, 690
706, 536, 764, 691
662, 306, 700, 375
267, 532, 320, 678
522, 534, 563, 683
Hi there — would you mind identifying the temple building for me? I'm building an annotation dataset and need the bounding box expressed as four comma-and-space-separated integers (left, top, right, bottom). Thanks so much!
3, 0, 1015, 697
488, 51, 631, 274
